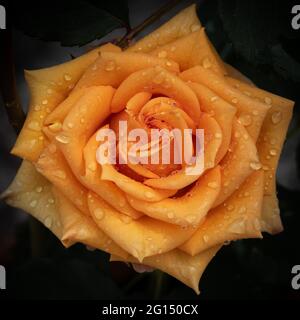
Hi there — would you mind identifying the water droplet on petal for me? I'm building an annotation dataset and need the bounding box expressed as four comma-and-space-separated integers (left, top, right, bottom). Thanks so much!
231, 98, 238, 104
44, 216, 52, 228
203, 235, 209, 243
42, 99, 48, 105
271, 111, 282, 124
202, 58, 212, 69
208, 181, 219, 189
105, 60, 115, 71
30, 200, 37, 208
238, 114, 252, 126
55, 134, 70, 144
226, 204, 235, 211
250, 161, 262, 170
167, 212, 174, 219
28, 121, 41, 131
145, 191, 154, 199
264, 97, 272, 105
269, 149, 277, 156
210, 96, 218, 102
94, 208, 105, 220
64, 74, 72, 81
35, 186, 43, 193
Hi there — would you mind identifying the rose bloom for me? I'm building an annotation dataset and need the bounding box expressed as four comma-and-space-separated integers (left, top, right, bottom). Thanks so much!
2, 5, 294, 293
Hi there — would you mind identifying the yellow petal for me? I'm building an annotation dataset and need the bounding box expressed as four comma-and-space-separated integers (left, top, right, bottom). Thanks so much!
188, 82, 236, 163
87, 192, 196, 261
54, 189, 127, 258
226, 77, 294, 234
213, 119, 259, 207
180, 66, 271, 141
1, 161, 63, 238
12, 45, 116, 162
111, 245, 220, 294
127, 4, 201, 53
111, 66, 201, 121
75, 51, 179, 89
126, 166, 221, 226
150, 28, 226, 74
181, 170, 264, 256
101, 164, 176, 202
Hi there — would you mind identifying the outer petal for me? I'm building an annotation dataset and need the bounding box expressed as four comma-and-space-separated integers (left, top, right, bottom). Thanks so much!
75, 52, 179, 89
180, 170, 264, 256
54, 189, 127, 258
213, 119, 259, 207
150, 28, 226, 74
180, 66, 271, 141
226, 77, 294, 233
1, 161, 62, 238
11, 44, 118, 162
87, 192, 196, 262
127, 4, 201, 53
111, 245, 221, 294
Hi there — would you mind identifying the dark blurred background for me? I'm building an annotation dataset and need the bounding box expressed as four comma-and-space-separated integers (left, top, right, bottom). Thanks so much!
0, 0, 300, 299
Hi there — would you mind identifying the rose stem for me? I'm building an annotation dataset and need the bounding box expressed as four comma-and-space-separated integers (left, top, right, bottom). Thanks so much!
117, 0, 182, 49
153, 270, 165, 299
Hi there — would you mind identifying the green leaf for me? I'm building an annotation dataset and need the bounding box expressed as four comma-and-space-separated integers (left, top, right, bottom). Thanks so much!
12, 0, 129, 46
218, 0, 284, 65
271, 44, 300, 83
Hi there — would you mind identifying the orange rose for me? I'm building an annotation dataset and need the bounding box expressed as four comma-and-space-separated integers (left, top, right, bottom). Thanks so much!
2, 5, 294, 293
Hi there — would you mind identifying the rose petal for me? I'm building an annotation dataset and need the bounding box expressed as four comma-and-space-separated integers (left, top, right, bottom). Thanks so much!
180, 66, 271, 141
127, 4, 201, 53
111, 245, 220, 294
180, 170, 264, 256
87, 192, 196, 262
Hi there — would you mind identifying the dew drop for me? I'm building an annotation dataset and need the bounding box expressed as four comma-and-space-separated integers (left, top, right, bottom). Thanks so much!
42, 99, 48, 105
231, 98, 238, 104
238, 114, 252, 126
94, 208, 105, 220
269, 149, 277, 156
64, 74, 72, 81
30, 200, 37, 208
202, 58, 212, 69
35, 186, 43, 193
271, 111, 282, 124
28, 121, 41, 131
208, 181, 218, 189
214, 132, 222, 139
226, 204, 235, 211
44, 216, 52, 228
264, 97, 272, 105
250, 161, 262, 170
88, 162, 97, 172
55, 134, 70, 144
167, 212, 174, 219
105, 61, 115, 71
203, 235, 209, 243
210, 96, 218, 102
145, 191, 154, 199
